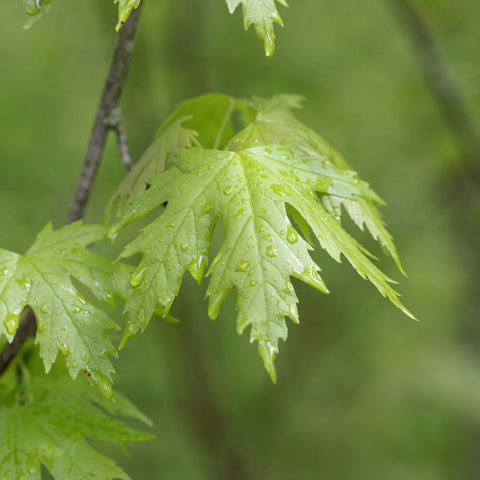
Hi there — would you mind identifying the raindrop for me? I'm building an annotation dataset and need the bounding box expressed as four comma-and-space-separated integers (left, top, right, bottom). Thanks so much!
236, 260, 250, 272
24, 0, 41, 15
130, 263, 146, 287
59, 343, 69, 355
286, 226, 298, 244
266, 246, 278, 258
181, 243, 189, 252
250, 280, 257, 287
40, 304, 48, 314
37, 316, 46, 332
4, 314, 17, 335
233, 208, 245, 219
270, 184, 286, 197
224, 186, 233, 196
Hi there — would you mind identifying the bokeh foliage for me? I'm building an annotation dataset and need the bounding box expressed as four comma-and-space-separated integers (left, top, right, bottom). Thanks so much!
1, 0, 480, 478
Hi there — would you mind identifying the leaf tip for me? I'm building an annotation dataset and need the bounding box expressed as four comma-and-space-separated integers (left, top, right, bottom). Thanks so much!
258, 341, 278, 384
119, 321, 137, 350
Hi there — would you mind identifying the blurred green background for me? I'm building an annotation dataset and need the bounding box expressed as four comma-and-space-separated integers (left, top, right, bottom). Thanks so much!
1, 0, 480, 479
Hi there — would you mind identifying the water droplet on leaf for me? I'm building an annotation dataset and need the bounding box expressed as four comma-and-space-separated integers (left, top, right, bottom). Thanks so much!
286, 226, 298, 244
266, 246, 278, 257
270, 184, 286, 197
130, 263, 146, 287
4, 314, 17, 335
236, 260, 250, 272
233, 208, 245, 219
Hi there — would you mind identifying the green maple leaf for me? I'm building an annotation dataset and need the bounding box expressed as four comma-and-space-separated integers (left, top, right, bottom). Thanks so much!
114, 0, 141, 30
0, 362, 152, 480
108, 98, 413, 380
228, 94, 406, 273
105, 119, 197, 223
226, 0, 289, 56
0, 222, 131, 397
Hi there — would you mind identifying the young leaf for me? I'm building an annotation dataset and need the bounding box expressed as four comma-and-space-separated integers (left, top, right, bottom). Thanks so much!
228, 95, 405, 273
0, 222, 131, 397
0, 366, 152, 480
110, 140, 413, 381
105, 119, 197, 222
226, 0, 289, 56
157, 94, 251, 150
114, 0, 141, 30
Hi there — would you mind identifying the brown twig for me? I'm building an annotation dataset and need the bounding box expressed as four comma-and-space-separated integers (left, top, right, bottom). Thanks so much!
109, 109, 134, 171
0, 6, 143, 377
386, 0, 480, 183
67, 4, 142, 223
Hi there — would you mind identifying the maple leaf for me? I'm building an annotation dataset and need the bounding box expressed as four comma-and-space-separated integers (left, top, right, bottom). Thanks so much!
109, 105, 413, 380
228, 94, 406, 273
114, 0, 141, 30
226, 0, 289, 56
105, 119, 197, 223
0, 362, 152, 480
0, 222, 131, 397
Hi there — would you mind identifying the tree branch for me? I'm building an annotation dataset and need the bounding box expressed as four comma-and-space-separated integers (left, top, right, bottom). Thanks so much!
68, 4, 142, 223
0, 6, 143, 377
386, 0, 480, 182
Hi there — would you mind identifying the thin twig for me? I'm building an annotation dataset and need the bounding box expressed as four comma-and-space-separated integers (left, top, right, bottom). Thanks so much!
386, 0, 480, 182
0, 6, 143, 377
68, 4, 142, 223
106, 108, 134, 171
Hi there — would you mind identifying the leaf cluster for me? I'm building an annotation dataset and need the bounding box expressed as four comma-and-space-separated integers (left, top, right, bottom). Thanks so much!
107, 94, 414, 382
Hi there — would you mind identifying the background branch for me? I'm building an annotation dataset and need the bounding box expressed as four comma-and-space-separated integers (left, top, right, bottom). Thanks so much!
0, 5, 143, 377
386, 0, 480, 183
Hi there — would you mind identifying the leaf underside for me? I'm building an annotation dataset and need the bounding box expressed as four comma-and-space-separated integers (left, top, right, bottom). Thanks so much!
0, 222, 131, 397
108, 94, 414, 382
